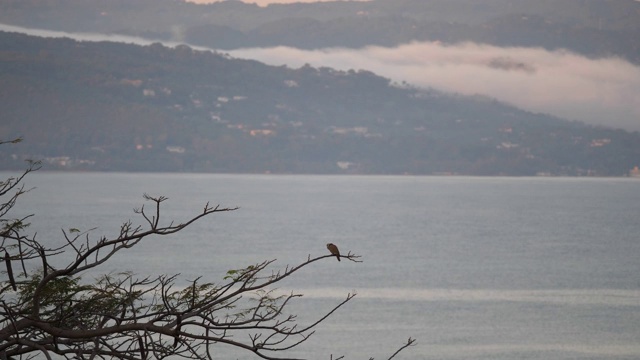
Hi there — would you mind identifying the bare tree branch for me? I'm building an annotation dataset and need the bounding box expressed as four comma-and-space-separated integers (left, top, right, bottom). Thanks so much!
386, 338, 417, 360
0, 139, 414, 360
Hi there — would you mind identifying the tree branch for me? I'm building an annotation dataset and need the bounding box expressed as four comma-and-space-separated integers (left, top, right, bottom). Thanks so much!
0, 153, 414, 360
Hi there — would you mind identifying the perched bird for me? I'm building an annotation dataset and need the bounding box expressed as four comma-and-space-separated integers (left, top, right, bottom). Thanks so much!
5, 251, 16, 291
326, 243, 341, 261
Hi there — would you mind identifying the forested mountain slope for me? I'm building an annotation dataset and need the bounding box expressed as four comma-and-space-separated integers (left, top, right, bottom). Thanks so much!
1, 32, 639, 175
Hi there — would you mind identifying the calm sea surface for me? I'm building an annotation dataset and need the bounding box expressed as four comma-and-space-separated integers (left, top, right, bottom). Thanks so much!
6, 172, 640, 359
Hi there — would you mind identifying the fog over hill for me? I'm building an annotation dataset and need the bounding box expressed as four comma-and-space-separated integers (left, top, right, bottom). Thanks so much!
2, 22, 639, 132
231, 43, 640, 131
1, 0, 640, 175
1, 0, 639, 132
1, 30, 640, 176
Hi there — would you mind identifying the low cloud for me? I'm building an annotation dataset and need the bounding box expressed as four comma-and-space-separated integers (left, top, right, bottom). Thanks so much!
230, 42, 640, 131
2, 23, 638, 131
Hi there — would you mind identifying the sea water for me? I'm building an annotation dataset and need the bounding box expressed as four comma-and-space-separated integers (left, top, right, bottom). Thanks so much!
5, 173, 640, 359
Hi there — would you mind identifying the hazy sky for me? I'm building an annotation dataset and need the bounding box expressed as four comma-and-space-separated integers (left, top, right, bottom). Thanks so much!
186, 0, 370, 6
1, 23, 639, 131
187, 0, 636, 4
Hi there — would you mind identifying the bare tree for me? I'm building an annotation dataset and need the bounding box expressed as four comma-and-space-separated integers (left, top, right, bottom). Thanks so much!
0, 138, 415, 360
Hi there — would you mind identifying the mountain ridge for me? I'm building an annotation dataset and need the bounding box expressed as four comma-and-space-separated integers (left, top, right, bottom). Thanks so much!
1, 31, 639, 176
1, 0, 639, 63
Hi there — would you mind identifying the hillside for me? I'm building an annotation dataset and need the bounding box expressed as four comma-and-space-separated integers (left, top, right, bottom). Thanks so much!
0, 0, 639, 64
1, 31, 639, 175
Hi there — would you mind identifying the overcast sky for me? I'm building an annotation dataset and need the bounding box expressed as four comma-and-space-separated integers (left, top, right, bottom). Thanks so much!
185, 0, 640, 4
1, 22, 639, 131
186, 0, 371, 5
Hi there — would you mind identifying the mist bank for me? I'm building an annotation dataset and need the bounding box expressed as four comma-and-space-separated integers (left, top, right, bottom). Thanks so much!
3, 28, 640, 175
230, 42, 640, 131
3, 22, 638, 131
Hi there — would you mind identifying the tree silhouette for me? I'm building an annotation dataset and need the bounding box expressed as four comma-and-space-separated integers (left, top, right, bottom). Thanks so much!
0, 138, 415, 360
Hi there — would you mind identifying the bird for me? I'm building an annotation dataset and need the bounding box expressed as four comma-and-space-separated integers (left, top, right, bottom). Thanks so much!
326, 243, 340, 261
